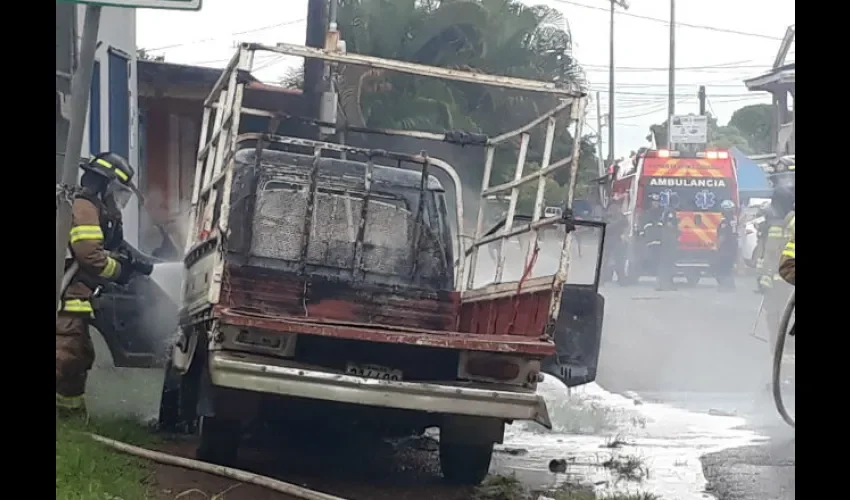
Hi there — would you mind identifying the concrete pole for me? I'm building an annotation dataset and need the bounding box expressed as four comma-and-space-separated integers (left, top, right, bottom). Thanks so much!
607, 0, 615, 162
55, 5, 102, 317
667, 0, 676, 148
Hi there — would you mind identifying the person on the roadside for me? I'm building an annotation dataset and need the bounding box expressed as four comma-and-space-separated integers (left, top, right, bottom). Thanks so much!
714, 199, 738, 291
57, 153, 154, 418
655, 198, 679, 292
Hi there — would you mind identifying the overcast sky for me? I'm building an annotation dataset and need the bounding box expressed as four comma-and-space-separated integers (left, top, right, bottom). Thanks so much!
137, 0, 794, 158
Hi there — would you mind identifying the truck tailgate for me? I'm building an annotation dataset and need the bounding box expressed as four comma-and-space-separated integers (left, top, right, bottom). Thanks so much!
215, 307, 555, 357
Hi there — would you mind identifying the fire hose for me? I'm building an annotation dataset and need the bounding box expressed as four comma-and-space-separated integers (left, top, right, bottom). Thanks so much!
772, 289, 795, 429
87, 433, 351, 500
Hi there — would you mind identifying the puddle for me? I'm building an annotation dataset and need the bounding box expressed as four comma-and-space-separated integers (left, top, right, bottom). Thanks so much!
494, 379, 765, 499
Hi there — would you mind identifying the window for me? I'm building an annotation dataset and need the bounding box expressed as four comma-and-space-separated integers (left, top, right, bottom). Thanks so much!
89, 60, 101, 154
108, 49, 130, 158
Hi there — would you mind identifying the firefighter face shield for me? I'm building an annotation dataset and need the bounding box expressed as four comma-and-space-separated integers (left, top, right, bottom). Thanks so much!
105, 181, 134, 211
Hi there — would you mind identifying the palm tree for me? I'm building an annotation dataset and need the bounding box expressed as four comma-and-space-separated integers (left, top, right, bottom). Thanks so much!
334, 0, 596, 191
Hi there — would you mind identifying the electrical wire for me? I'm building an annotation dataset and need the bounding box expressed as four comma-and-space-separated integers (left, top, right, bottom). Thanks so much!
550, 0, 785, 41
141, 18, 306, 52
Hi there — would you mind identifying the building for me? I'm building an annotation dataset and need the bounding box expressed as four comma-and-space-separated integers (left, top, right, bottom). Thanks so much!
744, 25, 795, 157
56, 4, 141, 246
136, 59, 307, 254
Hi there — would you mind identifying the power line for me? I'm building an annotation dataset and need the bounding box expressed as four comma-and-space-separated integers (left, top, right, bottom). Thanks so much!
551, 0, 784, 40
580, 60, 768, 71
141, 18, 306, 52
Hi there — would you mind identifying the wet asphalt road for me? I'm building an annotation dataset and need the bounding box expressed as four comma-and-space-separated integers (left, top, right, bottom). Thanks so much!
596, 275, 795, 500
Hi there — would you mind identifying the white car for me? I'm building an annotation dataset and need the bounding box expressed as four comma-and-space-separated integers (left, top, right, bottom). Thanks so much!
741, 217, 761, 266
739, 199, 769, 267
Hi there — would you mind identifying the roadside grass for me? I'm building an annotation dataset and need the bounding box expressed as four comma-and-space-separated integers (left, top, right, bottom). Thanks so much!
56, 415, 158, 500
473, 475, 660, 500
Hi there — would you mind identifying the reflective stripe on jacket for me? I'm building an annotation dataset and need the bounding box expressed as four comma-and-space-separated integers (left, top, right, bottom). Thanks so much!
61, 197, 124, 310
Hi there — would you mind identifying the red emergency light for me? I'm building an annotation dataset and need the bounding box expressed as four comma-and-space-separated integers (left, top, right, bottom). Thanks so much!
644, 149, 680, 158
643, 149, 729, 160
697, 150, 730, 160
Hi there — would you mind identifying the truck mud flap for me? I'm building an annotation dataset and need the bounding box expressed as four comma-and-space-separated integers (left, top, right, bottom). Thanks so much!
541, 285, 604, 388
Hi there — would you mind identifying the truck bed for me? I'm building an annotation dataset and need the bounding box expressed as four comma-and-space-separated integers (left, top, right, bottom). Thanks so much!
216, 263, 556, 358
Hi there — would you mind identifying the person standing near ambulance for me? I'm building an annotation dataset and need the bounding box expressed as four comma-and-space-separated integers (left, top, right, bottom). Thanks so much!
56, 153, 154, 417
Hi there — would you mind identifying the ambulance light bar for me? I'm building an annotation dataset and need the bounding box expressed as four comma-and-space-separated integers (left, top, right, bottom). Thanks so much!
696, 150, 730, 160
646, 149, 680, 158
643, 149, 729, 160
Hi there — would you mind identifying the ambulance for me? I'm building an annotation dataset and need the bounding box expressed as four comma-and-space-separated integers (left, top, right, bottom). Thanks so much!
609, 149, 739, 285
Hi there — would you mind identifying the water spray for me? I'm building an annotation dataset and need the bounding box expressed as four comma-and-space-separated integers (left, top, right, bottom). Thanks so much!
772, 290, 795, 429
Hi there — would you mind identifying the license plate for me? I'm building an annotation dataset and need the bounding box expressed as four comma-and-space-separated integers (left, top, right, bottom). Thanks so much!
345, 363, 403, 381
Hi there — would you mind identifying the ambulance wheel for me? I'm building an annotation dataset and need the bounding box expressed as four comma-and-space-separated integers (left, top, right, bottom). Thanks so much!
685, 270, 701, 286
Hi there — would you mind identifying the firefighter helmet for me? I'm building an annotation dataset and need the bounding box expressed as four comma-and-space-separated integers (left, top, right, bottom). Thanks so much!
81, 152, 135, 186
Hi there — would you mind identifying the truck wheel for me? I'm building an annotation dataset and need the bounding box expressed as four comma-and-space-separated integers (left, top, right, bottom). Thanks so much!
196, 416, 242, 466
439, 440, 494, 485
158, 340, 203, 434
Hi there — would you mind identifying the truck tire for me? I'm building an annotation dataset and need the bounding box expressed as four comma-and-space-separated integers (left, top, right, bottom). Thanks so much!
439, 440, 494, 485
196, 416, 242, 467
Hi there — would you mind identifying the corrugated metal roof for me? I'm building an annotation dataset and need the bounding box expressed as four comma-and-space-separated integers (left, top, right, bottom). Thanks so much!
137, 59, 260, 88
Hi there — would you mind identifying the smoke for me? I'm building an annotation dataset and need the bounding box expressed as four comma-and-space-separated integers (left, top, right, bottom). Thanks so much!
137, 186, 191, 258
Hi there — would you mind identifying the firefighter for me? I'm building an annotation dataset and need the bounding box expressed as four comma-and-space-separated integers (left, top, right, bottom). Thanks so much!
602, 202, 627, 283
714, 199, 738, 291
56, 152, 154, 417
779, 235, 795, 286
755, 175, 795, 293
757, 184, 794, 351
656, 199, 679, 292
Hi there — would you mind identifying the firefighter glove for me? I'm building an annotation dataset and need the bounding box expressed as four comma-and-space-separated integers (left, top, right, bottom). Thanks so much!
133, 259, 154, 276
115, 256, 135, 285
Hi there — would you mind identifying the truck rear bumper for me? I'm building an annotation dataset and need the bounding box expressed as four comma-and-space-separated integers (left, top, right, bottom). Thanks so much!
209, 351, 552, 429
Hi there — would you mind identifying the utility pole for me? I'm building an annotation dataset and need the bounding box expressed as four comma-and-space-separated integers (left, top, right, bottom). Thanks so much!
304, 0, 327, 137
607, 0, 615, 163
55, 5, 102, 317
596, 92, 605, 178
608, 0, 630, 163
667, 0, 676, 144
596, 92, 608, 208
698, 85, 706, 115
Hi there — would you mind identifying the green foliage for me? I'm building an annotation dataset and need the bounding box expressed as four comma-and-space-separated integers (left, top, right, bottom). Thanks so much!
335, 0, 599, 189
136, 48, 165, 62
646, 102, 774, 154
646, 113, 751, 152
728, 103, 774, 154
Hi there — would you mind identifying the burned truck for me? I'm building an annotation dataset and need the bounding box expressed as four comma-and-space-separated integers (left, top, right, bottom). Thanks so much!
96, 43, 606, 485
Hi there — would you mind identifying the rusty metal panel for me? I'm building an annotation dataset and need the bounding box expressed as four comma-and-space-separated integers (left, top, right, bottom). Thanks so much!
457, 291, 552, 337
216, 307, 555, 357
220, 264, 458, 331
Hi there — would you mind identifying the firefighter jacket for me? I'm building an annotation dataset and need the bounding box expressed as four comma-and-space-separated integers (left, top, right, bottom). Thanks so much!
640, 209, 664, 246
716, 213, 738, 262
60, 194, 125, 314
755, 206, 789, 289
778, 235, 795, 285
